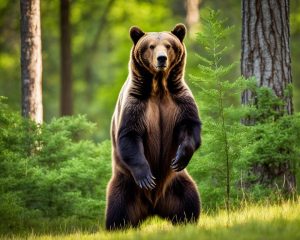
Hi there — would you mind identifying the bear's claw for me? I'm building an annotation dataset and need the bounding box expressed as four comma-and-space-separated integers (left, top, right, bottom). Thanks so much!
171, 143, 193, 172
171, 144, 185, 171
137, 174, 156, 190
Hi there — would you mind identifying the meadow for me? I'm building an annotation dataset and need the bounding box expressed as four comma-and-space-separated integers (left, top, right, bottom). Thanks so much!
4, 200, 300, 240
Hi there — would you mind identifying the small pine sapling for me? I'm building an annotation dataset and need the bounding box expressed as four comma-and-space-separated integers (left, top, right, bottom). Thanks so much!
189, 9, 248, 221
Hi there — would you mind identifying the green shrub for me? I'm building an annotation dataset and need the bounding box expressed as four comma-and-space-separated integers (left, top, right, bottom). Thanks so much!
239, 91, 300, 197
0, 98, 111, 233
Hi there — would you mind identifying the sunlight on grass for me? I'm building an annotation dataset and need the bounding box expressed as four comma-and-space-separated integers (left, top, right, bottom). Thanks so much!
200, 201, 300, 229
4, 200, 300, 240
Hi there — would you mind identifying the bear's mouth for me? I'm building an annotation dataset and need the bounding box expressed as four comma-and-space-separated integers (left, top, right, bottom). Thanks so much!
156, 65, 167, 70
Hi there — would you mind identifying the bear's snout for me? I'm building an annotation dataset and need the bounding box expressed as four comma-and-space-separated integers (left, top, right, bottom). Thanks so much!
156, 52, 168, 70
157, 54, 167, 63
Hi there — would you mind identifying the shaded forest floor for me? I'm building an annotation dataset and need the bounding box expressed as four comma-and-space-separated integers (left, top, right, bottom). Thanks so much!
3, 200, 300, 240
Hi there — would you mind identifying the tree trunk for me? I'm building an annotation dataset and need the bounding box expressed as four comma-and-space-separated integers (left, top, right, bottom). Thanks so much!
60, 0, 73, 116
241, 0, 293, 114
20, 0, 43, 124
185, 0, 201, 37
241, 0, 295, 193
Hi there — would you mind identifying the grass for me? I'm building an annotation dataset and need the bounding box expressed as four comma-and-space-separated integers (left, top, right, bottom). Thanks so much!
3, 200, 300, 240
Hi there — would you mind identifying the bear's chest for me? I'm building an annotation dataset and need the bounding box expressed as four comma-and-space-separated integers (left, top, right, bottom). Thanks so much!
145, 95, 178, 137
144, 94, 179, 171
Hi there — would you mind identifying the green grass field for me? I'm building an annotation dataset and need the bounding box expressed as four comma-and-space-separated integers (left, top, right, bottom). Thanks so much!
3, 201, 300, 240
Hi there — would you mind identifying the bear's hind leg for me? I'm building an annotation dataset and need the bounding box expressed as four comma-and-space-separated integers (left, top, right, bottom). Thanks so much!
105, 176, 151, 230
155, 173, 200, 225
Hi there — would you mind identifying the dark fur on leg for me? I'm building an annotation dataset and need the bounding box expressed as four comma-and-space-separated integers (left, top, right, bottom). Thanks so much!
105, 175, 151, 230
155, 174, 200, 224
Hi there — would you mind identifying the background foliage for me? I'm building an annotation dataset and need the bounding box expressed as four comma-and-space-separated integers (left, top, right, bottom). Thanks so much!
0, 0, 300, 140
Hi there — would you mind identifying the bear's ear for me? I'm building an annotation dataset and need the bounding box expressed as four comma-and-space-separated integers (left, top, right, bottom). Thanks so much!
171, 24, 186, 42
130, 26, 145, 45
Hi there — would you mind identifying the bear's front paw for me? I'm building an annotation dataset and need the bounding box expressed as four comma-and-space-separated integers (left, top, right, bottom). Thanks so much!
136, 173, 156, 190
132, 163, 156, 190
171, 142, 194, 172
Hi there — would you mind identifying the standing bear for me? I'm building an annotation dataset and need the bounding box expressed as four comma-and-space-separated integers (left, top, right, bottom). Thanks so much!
105, 24, 202, 230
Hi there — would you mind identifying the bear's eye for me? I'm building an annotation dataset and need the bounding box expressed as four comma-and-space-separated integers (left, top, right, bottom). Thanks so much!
165, 44, 171, 49
149, 45, 155, 50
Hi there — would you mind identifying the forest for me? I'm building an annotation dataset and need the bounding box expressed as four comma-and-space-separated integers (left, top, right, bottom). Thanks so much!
0, 0, 300, 239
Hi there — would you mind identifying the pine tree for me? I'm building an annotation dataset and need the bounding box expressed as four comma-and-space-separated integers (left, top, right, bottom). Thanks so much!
189, 9, 248, 218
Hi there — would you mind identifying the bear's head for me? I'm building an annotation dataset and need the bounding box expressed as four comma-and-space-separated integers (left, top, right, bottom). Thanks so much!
129, 24, 186, 74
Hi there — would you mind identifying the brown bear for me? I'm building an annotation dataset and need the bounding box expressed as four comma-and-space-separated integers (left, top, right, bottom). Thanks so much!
105, 24, 201, 230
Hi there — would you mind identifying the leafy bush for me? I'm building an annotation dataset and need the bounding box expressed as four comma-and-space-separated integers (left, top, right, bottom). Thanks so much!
0, 98, 111, 233
239, 89, 300, 196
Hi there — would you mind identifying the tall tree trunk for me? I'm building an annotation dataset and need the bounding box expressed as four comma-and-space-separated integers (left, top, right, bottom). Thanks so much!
241, 0, 293, 113
60, 0, 72, 116
241, 0, 295, 193
20, 0, 43, 124
185, 0, 201, 37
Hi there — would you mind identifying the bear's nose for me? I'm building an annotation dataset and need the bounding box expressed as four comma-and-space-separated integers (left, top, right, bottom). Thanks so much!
157, 55, 167, 63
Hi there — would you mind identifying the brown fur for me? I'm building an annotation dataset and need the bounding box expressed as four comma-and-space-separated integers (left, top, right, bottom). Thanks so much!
105, 24, 201, 230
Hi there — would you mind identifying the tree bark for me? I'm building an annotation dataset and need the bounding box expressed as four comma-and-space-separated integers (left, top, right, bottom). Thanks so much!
60, 0, 73, 116
241, 0, 293, 114
241, 0, 295, 193
20, 0, 43, 124
185, 0, 201, 37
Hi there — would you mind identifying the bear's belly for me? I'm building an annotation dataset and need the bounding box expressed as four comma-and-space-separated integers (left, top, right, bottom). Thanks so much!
144, 95, 179, 179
